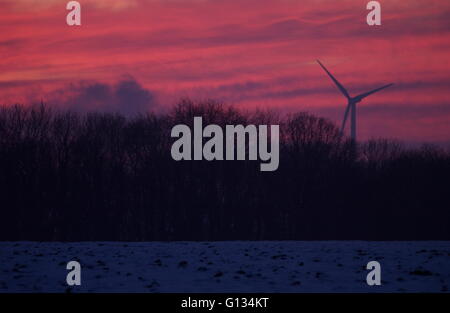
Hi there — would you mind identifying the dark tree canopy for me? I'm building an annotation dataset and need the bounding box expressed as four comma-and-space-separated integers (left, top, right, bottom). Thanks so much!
0, 101, 449, 241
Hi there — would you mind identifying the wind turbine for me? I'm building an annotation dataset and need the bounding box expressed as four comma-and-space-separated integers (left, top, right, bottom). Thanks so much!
317, 60, 393, 141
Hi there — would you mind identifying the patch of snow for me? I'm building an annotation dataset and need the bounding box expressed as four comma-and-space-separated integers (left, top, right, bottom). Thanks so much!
0, 241, 449, 292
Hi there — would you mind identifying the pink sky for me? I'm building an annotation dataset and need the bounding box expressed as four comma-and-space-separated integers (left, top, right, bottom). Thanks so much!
0, 0, 449, 142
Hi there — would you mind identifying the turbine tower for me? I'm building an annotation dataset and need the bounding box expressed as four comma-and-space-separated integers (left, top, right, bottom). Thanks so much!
317, 60, 393, 141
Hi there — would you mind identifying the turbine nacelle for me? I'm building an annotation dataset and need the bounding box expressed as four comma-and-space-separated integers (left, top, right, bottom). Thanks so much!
349, 98, 362, 104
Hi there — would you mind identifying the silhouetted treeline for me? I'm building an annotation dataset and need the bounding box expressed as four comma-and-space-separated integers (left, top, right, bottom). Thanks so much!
0, 100, 449, 240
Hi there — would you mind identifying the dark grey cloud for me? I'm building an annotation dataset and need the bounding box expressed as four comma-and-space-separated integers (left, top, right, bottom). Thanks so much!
0, 39, 25, 48
54, 77, 156, 115
208, 76, 450, 102
358, 102, 450, 120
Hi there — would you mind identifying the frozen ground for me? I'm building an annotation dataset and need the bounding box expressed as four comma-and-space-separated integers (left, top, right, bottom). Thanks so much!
0, 241, 449, 293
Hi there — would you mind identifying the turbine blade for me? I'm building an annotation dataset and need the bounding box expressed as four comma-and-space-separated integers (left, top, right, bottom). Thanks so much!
355, 83, 393, 100
317, 60, 350, 99
341, 103, 351, 133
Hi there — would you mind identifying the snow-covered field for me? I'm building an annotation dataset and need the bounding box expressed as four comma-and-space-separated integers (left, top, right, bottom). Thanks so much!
0, 241, 449, 293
